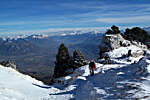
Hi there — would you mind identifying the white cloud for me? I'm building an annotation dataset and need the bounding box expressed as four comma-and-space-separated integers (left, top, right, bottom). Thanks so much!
0, 27, 110, 35
0, 21, 57, 26
0, 29, 6, 31
1, 26, 137, 35
97, 16, 150, 23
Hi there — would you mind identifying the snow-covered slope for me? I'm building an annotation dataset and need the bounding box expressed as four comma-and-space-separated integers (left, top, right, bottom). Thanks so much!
0, 44, 150, 100
0, 65, 73, 100
54, 45, 150, 99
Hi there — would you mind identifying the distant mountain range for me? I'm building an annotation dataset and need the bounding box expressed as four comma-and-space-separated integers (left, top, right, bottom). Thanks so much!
0, 29, 104, 39
0, 31, 103, 81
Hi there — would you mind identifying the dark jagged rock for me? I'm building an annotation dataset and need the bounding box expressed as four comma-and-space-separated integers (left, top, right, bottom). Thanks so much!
0, 60, 17, 70
99, 34, 131, 59
102, 34, 131, 50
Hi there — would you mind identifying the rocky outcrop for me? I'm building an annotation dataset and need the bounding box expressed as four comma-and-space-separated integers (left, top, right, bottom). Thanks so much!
102, 34, 131, 50
0, 60, 17, 70
99, 34, 131, 58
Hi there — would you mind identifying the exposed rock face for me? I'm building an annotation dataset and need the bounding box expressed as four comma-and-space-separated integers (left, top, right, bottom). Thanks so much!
99, 34, 131, 57
102, 34, 131, 50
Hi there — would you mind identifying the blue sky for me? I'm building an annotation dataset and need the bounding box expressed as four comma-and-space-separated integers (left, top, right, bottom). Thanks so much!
0, 0, 150, 34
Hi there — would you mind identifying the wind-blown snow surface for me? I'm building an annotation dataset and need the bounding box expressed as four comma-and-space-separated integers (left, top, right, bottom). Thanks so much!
0, 45, 150, 100
53, 45, 150, 100
0, 66, 73, 100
